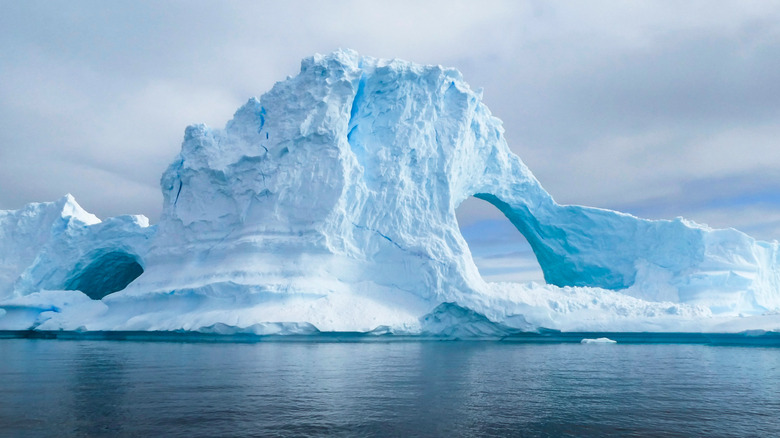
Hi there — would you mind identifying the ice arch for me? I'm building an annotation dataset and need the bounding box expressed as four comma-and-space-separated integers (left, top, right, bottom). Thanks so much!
154, 49, 711, 298
64, 250, 144, 300
131, 49, 778, 320
470, 190, 706, 291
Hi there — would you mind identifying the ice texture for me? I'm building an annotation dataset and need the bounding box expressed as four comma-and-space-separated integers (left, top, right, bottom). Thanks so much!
1, 50, 779, 335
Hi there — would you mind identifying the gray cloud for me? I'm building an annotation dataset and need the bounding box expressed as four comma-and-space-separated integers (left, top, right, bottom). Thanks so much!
2, 0, 779, 246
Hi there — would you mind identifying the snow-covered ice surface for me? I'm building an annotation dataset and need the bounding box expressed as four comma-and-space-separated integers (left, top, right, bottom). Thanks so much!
1, 50, 779, 336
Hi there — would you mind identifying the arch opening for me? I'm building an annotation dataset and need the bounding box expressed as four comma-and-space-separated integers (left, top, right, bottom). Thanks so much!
64, 251, 144, 300
456, 196, 545, 283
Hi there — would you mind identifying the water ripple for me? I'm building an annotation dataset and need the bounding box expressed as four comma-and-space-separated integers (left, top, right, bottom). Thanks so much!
0, 341, 778, 437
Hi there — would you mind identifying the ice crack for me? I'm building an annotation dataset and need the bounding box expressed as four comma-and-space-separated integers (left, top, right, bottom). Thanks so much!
352, 222, 405, 251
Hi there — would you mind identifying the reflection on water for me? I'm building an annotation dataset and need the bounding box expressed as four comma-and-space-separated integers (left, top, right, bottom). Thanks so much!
1, 340, 779, 437
71, 344, 131, 435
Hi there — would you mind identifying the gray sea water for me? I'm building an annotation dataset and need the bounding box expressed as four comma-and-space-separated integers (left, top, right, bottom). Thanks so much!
1, 339, 779, 437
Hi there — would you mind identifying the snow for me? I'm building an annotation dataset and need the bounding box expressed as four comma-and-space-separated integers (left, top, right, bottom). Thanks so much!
1, 50, 779, 336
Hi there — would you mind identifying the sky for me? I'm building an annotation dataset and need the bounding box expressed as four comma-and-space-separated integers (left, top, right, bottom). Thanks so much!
2, 1, 780, 281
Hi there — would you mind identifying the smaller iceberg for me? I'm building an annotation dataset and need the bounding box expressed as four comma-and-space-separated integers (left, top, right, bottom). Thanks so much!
581, 337, 618, 344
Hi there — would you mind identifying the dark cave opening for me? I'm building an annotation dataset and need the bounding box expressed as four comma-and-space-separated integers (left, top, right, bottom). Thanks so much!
64, 251, 144, 300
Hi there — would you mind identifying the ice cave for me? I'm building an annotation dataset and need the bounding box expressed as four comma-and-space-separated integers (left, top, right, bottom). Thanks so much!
63, 250, 144, 300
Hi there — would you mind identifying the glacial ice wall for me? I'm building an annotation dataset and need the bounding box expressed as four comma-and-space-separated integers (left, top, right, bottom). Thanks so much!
1, 50, 779, 334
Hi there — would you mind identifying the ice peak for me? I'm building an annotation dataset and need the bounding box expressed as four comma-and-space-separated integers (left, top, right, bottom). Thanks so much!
57, 193, 100, 225
301, 48, 361, 72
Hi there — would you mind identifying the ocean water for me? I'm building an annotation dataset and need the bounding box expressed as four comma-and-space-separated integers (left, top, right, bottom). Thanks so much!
1, 339, 779, 437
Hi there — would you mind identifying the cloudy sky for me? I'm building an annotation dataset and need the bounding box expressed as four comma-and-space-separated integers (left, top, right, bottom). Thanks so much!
2, 1, 780, 280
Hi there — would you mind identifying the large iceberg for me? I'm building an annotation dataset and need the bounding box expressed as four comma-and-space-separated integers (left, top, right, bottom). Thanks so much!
1, 50, 779, 335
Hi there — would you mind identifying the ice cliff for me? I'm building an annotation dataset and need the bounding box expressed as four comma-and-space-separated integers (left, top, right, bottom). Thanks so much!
1, 50, 779, 335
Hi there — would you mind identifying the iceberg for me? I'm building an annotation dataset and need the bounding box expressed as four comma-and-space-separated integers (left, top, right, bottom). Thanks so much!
581, 337, 617, 344
1, 50, 779, 335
